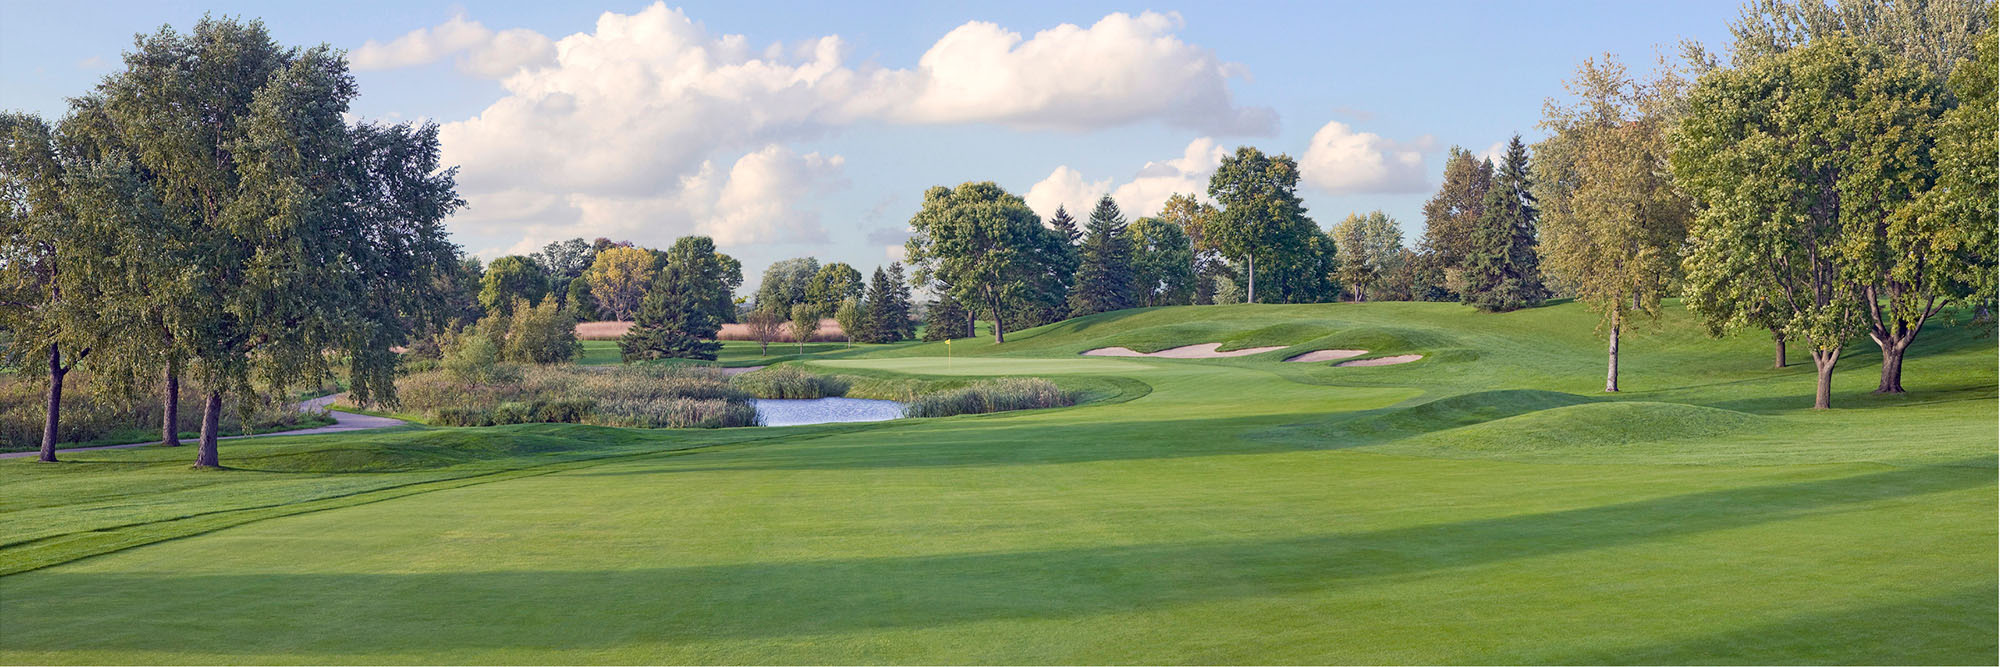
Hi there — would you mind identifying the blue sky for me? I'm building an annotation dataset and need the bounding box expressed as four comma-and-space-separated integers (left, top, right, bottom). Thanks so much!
2, 1, 1740, 284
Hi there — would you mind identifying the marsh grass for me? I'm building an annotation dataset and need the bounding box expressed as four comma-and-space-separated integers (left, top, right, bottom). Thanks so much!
903, 377, 1075, 418
390, 364, 755, 428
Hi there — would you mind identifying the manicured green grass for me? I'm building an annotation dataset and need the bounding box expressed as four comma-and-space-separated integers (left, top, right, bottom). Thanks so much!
1, 301, 1992, 664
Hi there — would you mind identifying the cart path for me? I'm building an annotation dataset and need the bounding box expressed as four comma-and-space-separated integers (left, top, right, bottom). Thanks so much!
1, 394, 407, 459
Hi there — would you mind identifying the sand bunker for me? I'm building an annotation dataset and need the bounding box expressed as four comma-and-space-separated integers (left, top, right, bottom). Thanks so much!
1336, 354, 1424, 367
1082, 343, 1286, 359
1284, 349, 1368, 363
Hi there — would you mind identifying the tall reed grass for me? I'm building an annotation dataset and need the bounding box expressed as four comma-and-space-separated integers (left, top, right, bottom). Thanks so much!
730, 366, 851, 399
1, 374, 321, 450
902, 378, 1075, 418
388, 364, 756, 428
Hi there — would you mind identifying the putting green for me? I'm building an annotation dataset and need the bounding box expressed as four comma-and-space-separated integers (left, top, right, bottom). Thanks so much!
2, 301, 1992, 664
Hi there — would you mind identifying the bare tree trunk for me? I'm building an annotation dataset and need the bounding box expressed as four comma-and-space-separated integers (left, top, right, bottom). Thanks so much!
39, 344, 65, 463
161, 361, 181, 446
1811, 347, 1840, 409
1874, 340, 1907, 394
195, 390, 223, 469
1247, 254, 1256, 304
991, 305, 1007, 344
1772, 332, 1787, 369
1605, 321, 1620, 393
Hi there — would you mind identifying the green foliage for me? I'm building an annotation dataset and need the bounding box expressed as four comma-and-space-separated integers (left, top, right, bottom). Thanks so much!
501, 297, 581, 364
754, 257, 820, 311
1461, 136, 1548, 312
922, 291, 971, 341
1128, 217, 1196, 307
1674, 36, 1948, 406
1070, 195, 1137, 316
1417, 146, 1494, 300
903, 181, 1071, 342
621, 237, 727, 362
479, 256, 548, 317
790, 303, 822, 353
1206, 147, 1319, 303
834, 298, 867, 345
806, 262, 864, 316
860, 264, 914, 343
1331, 211, 1405, 302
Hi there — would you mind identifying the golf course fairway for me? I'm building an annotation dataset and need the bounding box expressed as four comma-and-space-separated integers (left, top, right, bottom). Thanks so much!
2, 302, 1993, 664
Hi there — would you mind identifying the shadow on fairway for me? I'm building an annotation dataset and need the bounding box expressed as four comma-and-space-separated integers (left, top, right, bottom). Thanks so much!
1533, 586, 1998, 665
7, 461, 1991, 660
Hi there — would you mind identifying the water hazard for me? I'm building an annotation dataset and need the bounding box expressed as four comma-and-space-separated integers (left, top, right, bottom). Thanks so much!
751, 397, 906, 427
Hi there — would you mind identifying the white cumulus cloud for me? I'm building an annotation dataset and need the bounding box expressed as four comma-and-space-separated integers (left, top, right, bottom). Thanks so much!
349, 14, 554, 78
1026, 137, 1228, 221
1299, 121, 1433, 195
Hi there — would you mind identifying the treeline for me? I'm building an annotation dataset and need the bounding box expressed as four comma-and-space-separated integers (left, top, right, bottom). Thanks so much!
1532, 0, 1996, 408
1, 19, 461, 465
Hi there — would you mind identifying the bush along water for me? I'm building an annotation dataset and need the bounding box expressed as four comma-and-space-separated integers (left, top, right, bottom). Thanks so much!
903, 378, 1075, 418
390, 364, 755, 428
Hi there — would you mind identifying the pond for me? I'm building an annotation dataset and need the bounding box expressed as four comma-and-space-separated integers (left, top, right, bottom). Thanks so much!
751, 397, 907, 427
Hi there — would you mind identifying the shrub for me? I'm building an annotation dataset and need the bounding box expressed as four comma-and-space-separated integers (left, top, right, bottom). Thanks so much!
904, 378, 1075, 418
503, 297, 581, 363
0, 372, 318, 449
731, 366, 849, 399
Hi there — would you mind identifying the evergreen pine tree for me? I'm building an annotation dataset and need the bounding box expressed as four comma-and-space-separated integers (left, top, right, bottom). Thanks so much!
1048, 205, 1082, 245
1460, 135, 1547, 312
886, 262, 916, 340
861, 266, 897, 343
620, 243, 723, 360
1068, 195, 1136, 316
922, 290, 970, 341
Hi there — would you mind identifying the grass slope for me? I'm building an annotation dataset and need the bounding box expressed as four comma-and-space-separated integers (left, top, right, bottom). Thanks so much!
1, 300, 1993, 664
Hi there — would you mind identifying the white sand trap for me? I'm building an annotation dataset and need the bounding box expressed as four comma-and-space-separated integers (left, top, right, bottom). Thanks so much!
1082, 343, 1286, 359
1337, 354, 1424, 367
1284, 349, 1368, 363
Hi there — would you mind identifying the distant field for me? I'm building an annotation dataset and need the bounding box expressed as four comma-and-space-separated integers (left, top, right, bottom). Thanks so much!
3, 300, 1992, 664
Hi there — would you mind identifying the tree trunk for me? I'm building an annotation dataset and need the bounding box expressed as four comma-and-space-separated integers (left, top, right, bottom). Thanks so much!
1874, 340, 1907, 394
1604, 321, 1620, 393
195, 390, 223, 469
39, 344, 65, 463
1247, 254, 1256, 304
1772, 333, 1787, 369
991, 305, 1007, 344
161, 362, 181, 446
1811, 347, 1840, 410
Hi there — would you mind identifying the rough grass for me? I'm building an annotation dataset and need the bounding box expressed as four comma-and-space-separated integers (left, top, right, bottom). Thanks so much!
1, 300, 1992, 664
1, 374, 328, 451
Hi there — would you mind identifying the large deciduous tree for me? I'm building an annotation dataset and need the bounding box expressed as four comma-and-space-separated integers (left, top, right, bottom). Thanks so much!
479, 256, 548, 317
82, 18, 460, 467
1674, 36, 1946, 408
1069, 195, 1137, 316
754, 257, 819, 311
1129, 216, 1196, 307
1331, 211, 1404, 302
1536, 55, 1692, 393
1206, 147, 1318, 304
1160, 193, 1226, 304
585, 246, 655, 321
903, 182, 1067, 343
805, 262, 864, 317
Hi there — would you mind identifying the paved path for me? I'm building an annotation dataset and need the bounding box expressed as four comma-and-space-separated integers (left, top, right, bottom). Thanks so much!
1, 394, 408, 460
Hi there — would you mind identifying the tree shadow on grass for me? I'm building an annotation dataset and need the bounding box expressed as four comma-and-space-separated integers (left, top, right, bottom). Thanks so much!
5, 461, 1990, 659
1529, 586, 1997, 665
